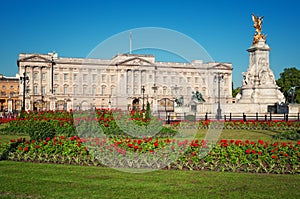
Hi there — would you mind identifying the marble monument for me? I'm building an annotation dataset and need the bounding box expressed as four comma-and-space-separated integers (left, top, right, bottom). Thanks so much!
237, 14, 285, 104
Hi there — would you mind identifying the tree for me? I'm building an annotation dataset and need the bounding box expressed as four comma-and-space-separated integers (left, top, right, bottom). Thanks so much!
276, 67, 300, 103
145, 101, 151, 120
232, 82, 240, 98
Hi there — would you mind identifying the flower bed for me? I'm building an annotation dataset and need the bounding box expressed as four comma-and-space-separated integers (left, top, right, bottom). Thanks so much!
0, 110, 300, 174
1, 136, 299, 174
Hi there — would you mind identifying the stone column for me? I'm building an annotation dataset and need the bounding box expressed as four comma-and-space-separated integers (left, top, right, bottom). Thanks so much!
7, 98, 12, 113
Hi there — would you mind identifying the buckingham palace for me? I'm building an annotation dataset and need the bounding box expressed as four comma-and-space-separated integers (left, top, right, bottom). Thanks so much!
17, 52, 233, 113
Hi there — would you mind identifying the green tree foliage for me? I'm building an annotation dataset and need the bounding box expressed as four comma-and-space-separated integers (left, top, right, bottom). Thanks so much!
232, 83, 240, 98
276, 67, 300, 103
145, 101, 151, 120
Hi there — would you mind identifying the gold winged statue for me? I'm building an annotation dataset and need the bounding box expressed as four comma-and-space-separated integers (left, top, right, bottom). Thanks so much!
252, 13, 266, 44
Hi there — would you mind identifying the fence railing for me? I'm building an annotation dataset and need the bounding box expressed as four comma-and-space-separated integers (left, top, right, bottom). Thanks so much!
156, 112, 300, 124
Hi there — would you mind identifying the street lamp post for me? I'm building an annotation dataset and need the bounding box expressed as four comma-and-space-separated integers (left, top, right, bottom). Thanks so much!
20, 71, 29, 112
215, 72, 224, 120
141, 85, 145, 111
108, 95, 111, 109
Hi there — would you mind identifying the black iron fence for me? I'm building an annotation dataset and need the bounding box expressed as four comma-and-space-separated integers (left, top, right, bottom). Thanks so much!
156, 112, 300, 124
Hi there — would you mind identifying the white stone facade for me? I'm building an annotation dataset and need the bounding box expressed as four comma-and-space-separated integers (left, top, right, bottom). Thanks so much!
17, 52, 233, 112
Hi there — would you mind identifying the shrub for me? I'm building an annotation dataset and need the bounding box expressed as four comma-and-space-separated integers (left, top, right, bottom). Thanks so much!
272, 130, 300, 140
28, 120, 56, 140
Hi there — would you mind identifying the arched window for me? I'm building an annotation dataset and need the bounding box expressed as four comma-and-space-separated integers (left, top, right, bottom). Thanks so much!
64, 85, 68, 95
101, 85, 106, 95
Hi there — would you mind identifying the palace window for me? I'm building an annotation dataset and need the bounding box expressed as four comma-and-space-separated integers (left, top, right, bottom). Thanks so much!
111, 86, 115, 95
101, 74, 106, 83
110, 75, 115, 83
33, 73, 38, 80
163, 76, 167, 83
42, 86, 46, 95
83, 86, 88, 95
64, 74, 68, 81
101, 86, 106, 95
187, 77, 191, 83
83, 74, 88, 82
73, 74, 77, 81
92, 86, 96, 95
33, 85, 38, 94
92, 74, 97, 83
133, 87, 137, 95
54, 74, 58, 81
42, 73, 46, 80
126, 87, 130, 95
171, 76, 175, 83
179, 77, 183, 84
64, 85, 68, 94
73, 86, 78, 95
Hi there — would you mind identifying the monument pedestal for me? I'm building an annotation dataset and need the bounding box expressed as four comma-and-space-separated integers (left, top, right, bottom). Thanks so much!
237, 39, 284, 109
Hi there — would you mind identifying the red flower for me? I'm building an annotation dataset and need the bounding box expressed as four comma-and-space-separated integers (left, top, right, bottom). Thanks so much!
46, 137, 51, 141
271, 155, 277, 159
77, 143, 81, 147
134, 145, 139, 150
245, 149, 251, 154
258, 140, 264, 145
154, 142, 159, 147
18, 147, 23, 151
282, 142, 287, 147
23, 146, 29, 152
222, 143, 229, 147
10, 139, 15, 143
297, 141, 300, 145
252, 150, 256, 154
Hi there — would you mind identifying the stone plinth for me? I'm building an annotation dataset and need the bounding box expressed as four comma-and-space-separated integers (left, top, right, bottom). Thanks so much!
237, 39, 284, 106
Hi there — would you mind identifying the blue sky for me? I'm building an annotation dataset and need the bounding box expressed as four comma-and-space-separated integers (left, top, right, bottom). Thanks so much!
0, 0, 299, 87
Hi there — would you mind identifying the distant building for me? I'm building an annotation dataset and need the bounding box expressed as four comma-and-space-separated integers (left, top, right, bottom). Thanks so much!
0, 74, 20, 112
17, 52, 233, 112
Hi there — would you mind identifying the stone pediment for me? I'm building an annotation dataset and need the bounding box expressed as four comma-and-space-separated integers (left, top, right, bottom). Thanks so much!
114, 57, 154, 66
18, 55, 52, 63
211, 63, 232, 70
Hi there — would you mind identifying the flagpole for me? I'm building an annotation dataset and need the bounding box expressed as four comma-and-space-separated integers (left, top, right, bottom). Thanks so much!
130, 32, 132, 54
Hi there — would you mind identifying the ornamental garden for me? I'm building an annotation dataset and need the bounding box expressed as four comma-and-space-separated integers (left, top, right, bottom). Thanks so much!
0, 108, 299, 174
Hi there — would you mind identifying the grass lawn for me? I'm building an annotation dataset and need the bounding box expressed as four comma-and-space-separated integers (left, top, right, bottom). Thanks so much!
0, 161, 299, 199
